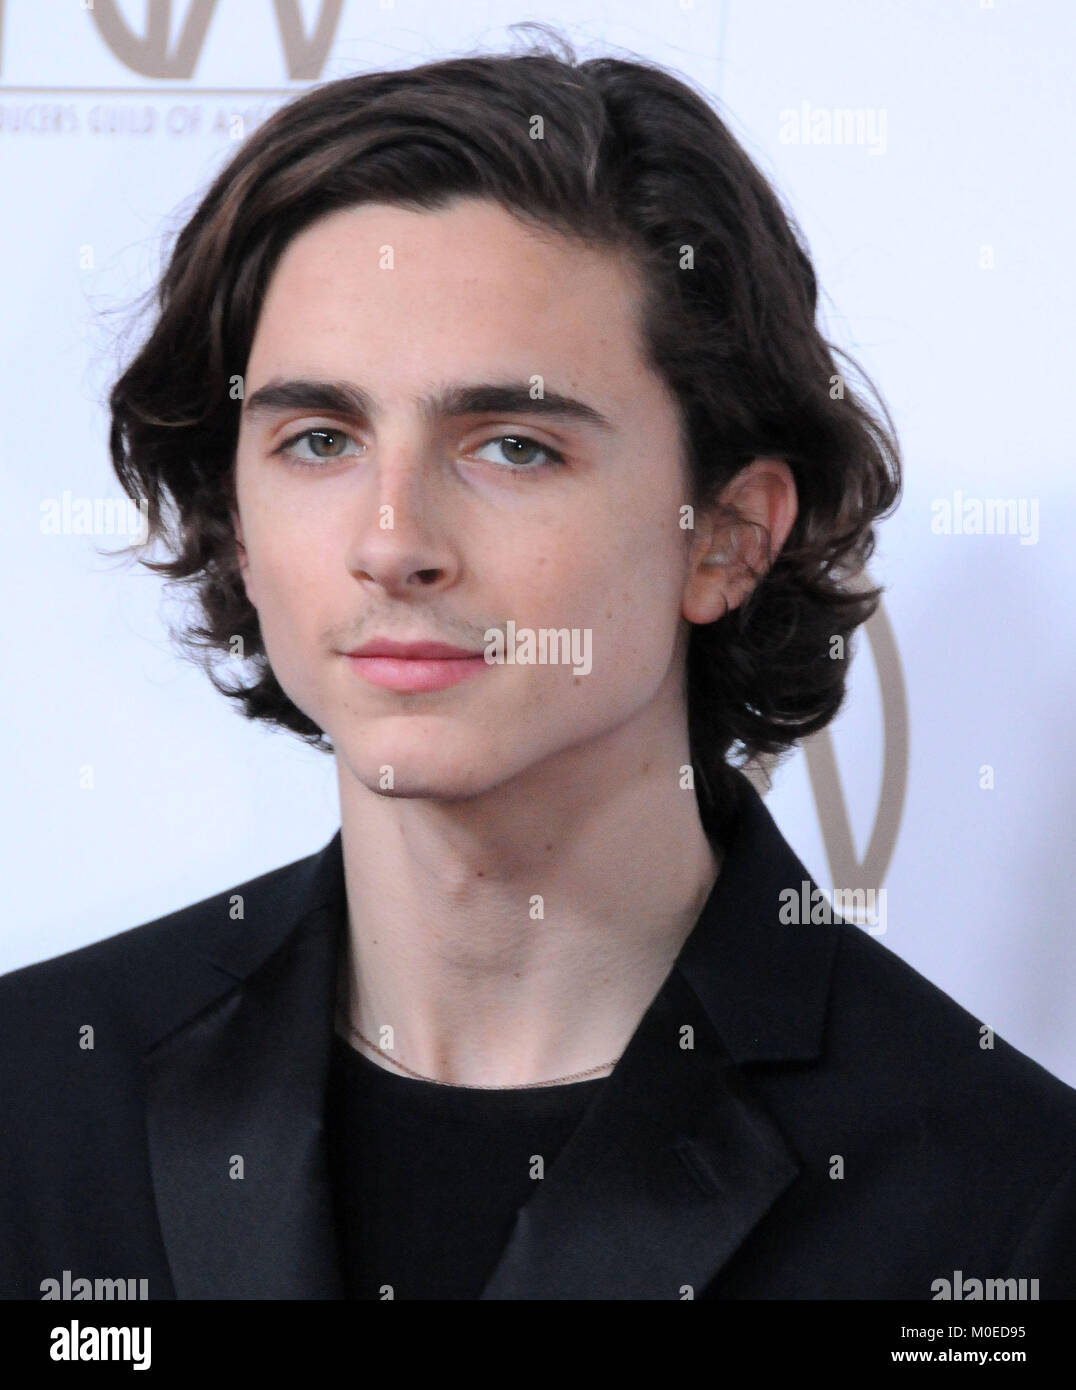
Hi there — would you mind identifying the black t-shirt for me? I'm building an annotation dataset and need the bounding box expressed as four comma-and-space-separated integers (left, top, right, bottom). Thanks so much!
326, 1033, 608, 1299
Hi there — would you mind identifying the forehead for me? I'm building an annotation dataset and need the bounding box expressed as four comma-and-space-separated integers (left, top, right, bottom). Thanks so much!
245, 198, 654, 399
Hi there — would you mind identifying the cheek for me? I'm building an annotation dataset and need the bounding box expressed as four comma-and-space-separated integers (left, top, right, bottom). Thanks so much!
526, 529, 684, 698
616, 543, 687, 678
566, 521, 684, 630
244, 526, 326, 656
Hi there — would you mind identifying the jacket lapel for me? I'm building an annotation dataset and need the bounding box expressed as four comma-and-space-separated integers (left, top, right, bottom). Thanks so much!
144, 835, 349, 1299
477, 964, 802, 1299
479, 773, 840, 1300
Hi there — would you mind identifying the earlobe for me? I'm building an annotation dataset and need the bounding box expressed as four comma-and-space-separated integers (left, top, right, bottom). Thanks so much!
682, 529, 737, 625
682, 564, 735, 626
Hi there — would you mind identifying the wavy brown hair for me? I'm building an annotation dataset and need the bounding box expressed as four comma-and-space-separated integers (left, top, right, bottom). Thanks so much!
107, 29, 901, 837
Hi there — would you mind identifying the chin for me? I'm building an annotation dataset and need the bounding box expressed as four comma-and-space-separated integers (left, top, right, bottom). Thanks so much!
363, 765, 504, 803
330, 731, 503, 802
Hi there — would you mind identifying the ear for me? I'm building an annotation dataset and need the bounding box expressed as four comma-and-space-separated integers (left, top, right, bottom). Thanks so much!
682, 458, 798, 624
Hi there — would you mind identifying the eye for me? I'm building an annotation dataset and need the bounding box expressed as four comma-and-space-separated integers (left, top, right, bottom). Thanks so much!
469, 434, 566, 474
273, 428, 362, 467
270, 428, 565, 473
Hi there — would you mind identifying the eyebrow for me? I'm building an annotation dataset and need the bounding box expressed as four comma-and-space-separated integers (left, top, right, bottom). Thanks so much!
241, 377, 615, 433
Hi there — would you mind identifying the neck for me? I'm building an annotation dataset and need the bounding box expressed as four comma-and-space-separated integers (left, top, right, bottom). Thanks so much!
333, 723, 723, 1088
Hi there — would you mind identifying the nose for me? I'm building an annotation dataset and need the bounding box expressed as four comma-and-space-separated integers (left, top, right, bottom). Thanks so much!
343, 448, 459, 597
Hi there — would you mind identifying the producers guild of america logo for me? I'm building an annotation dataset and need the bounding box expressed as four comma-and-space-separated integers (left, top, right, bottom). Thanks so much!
0, 0, 344, 84
751, 578, 909, 895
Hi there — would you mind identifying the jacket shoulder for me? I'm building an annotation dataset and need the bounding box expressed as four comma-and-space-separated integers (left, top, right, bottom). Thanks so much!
810, 920, 1076, 1201
0, 841, 329, 1051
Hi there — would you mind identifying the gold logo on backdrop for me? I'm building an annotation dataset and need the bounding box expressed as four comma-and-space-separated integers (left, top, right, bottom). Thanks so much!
0, 0, 344, 82
746, 580, 909, 890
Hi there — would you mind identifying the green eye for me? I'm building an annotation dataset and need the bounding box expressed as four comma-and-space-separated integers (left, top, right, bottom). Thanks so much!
470, 435, 566, 472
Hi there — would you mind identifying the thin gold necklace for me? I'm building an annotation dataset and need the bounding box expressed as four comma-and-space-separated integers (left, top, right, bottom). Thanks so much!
335, 1008, 619, 1089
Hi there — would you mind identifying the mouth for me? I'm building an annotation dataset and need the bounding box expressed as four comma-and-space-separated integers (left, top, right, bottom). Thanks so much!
343, 639, 489, 693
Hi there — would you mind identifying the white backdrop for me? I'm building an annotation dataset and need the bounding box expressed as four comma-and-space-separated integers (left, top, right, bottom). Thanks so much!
2, 0, 1074, 1086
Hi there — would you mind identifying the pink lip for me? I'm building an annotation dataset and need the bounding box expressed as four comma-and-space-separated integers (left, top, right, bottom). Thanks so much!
348, 640, 481, 659
343, 639, 489, 693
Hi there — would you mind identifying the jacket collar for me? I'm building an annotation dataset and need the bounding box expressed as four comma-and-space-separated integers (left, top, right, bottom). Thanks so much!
145, 770, 837, 1299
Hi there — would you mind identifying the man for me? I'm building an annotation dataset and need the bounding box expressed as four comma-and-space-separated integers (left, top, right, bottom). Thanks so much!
3, 39, 1075, 1301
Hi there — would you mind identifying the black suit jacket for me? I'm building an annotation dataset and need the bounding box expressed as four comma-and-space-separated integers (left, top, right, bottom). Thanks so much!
3, 771, 1076, 1300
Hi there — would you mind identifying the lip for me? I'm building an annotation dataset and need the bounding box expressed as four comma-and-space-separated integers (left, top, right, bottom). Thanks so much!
343, 638, 489, 693
347, 639, 482, 659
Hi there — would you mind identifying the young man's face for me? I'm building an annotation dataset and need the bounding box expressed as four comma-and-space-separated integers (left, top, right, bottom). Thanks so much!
233, 196, 724, 802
